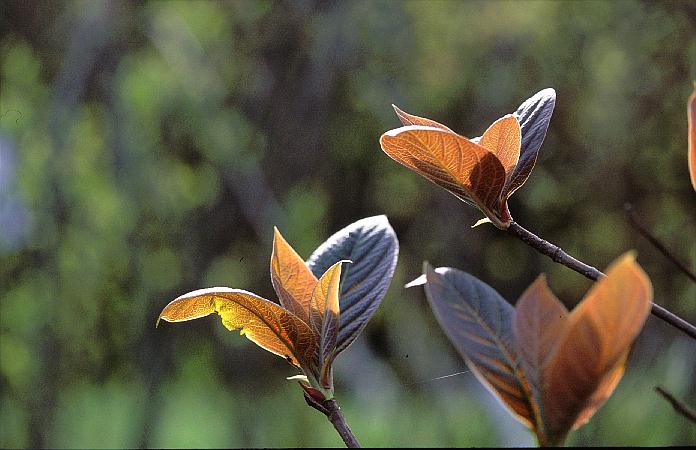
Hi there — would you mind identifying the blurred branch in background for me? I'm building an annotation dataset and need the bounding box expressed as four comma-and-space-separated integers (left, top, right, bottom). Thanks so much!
625, 203, 696, 284
655, 386, 696, 424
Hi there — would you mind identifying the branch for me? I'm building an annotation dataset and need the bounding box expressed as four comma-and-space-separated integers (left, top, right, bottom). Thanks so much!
624, 204, 696, 283
303, 392, 361, 448
655, 386, 696, 423
507, 222, 696, 340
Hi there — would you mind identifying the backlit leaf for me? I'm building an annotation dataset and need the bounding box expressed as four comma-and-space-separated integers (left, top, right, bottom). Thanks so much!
392, 104, 456, 133
478, 114, 522, 185
306, 215, 399, 355
158, 287, 318, 369
308, 260, 346, 387
506, 88, 556, 196
380, 126, 508, 227
422, 263, 535, 428
271, 227, 318, 324
688, 84, 696, 191
542, 252, 652, 443
513, 275, 569, 440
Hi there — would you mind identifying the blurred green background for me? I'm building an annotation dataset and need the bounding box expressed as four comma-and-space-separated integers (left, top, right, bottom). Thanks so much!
1, 0, 695, 447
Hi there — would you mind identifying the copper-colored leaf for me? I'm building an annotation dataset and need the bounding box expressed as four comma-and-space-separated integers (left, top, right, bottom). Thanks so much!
542, 252, 652, 443
478, 114, 521, 185
380, 126, 508, 227
158, 287, 318, 369
309, 260, 346, 387
688, 84, 696, 191
571, 353, 627, 429
392, 104, 456, 133
423, 263, 536, 428
271, 227, 318, 324
513, 275, 568, 437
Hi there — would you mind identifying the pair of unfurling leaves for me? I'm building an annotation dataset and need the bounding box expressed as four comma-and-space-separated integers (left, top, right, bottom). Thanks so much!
158, 216, 399, 400
158, 89, 654, 446
407, 253, 652, 446
380, 88, 556, 229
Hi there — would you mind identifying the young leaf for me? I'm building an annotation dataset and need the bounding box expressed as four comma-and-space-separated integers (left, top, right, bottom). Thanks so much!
478, 114, 522, 185
506, 88, 556, 196
392, 104, 456, 133
513, 275, 569, 440
271, 227, 318, 324
688, 84, 696, 191
422, 263, 536, 428
309, 260, 347, 387
306, 215, 398, 355
158, 287, 318, 368
379, 126, 509, 227
542, 252, 652, 443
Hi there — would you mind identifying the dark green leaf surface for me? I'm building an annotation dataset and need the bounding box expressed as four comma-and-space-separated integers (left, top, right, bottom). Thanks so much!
306, 215, 399, 355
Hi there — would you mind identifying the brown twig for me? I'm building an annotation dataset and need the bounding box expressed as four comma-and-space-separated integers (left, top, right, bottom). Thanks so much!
507, 221, 696, 340
655, 386, 696, 423
303, 392, 361, 448
624, 204, 696, 283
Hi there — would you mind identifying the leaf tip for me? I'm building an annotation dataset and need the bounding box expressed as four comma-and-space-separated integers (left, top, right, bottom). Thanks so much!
540, 87, 556, 98
472, 217, 492, 228
404, 274, 426, 288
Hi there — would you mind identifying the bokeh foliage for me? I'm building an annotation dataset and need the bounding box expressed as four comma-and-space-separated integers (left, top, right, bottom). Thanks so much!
1, 0, 695, 447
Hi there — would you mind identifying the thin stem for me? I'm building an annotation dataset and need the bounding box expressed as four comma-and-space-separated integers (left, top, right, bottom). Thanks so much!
655, 386, 696, 423
303, 393, 361, 447
507, 221, 696, 340
624, 204, 696, 283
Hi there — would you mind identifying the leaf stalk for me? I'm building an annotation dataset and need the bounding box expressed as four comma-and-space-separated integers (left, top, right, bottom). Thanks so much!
303, 393, 361, 448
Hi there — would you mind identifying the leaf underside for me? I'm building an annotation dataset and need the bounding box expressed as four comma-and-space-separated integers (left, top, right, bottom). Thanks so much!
423, 264, 536, 428
158, 287, 317, 368
306, 215, 399, 355
505, 88, 556, 196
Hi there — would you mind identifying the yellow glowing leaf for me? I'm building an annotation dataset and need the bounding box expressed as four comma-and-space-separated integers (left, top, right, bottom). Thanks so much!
158, 287, 318, 369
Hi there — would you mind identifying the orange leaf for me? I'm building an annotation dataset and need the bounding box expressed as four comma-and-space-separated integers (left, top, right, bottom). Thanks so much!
392, 104, 456, 133
158, 287, 318, 369
571, 353, 627, 430
308, 260, 347, 388
542, 252, 652, 444
478, 115, 521, 187
271, 227, 318, 324
379, 126, 508, 227
513, 275, 568, 439
688, 83, 696, 191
